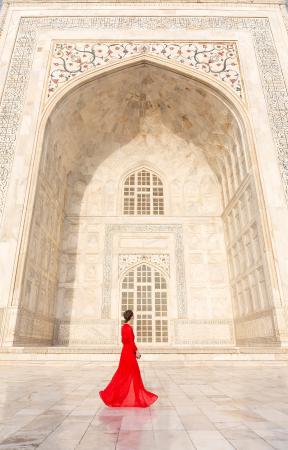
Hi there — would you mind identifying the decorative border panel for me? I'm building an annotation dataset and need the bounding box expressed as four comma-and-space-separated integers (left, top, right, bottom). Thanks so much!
103, 224, 186, 318
48, 41, 242, 100
54, 318, 117, 345
0, 16, 288, 227
174, 318, 234, 345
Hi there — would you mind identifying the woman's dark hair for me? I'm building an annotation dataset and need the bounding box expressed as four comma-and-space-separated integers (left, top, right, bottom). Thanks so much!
123, 310, 134, 323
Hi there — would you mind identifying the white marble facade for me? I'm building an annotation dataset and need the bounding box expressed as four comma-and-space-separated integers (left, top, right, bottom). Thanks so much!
0, 0, 288, 352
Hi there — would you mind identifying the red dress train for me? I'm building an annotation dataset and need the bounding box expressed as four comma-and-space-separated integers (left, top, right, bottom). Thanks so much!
99, 323, 158, 407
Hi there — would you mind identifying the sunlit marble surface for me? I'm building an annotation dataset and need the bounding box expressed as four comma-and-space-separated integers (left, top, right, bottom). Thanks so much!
0, 361, 288, 449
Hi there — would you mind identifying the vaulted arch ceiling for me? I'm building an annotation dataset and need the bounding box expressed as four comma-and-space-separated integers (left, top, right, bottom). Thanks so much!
44, 62, 242, 179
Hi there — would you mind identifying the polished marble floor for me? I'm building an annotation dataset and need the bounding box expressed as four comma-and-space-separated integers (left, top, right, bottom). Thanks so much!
0, 361, 288, 449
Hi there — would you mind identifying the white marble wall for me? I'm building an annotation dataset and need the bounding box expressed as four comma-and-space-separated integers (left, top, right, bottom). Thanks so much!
16, 125, 67, 345
217, 129, 273, 344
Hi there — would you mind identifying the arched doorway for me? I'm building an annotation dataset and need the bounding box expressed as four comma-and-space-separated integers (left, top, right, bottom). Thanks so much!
121, 263, 169, 344
11, 58, 276, 348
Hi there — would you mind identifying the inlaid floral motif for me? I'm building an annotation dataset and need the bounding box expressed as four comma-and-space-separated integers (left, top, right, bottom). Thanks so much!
48, 42, 242, 99
119, 254, 170, 277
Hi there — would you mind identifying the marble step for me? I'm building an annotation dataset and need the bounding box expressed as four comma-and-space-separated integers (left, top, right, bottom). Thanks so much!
0, 345, 288, 361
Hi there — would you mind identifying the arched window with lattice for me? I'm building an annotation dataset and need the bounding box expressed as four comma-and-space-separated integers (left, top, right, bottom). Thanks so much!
123, 168, 164, 215
121, 264, 168, 344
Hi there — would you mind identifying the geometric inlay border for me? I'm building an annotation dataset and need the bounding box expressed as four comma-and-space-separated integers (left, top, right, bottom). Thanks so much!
0, 16, 288, 228
48, 41, 242, 100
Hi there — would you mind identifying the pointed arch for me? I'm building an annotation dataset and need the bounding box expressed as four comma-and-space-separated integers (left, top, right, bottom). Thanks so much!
10, 51, 282, 349
43, 53, 246, 118
121, 165, 165, 216
120, 262, 169, 344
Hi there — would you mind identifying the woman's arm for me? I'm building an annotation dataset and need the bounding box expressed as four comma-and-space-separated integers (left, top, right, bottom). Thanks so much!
129, 326, 138, 353
122, 325, 138, 352
130, 327, 141, 358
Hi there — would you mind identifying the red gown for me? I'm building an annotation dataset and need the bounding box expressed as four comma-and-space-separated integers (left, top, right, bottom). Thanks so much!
99, 323, 158, 407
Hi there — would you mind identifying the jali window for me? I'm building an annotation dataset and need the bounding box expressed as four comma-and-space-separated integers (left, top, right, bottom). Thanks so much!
123, 169, 164, 215
121, 264, 168, 343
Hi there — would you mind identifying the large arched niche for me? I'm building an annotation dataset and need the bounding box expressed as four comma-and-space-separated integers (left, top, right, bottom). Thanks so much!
14, 58, 275, 349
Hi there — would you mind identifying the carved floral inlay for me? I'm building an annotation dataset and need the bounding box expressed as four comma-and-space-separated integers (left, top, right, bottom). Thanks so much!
48, 41, 242, 100
119, 254, 170, 277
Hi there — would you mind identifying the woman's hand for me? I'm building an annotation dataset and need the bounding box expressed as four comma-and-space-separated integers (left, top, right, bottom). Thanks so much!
136, 350, 141, 359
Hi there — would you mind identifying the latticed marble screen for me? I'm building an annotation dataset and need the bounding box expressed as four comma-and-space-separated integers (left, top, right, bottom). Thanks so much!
123, 169, 164, 215
121, 264, 168, 343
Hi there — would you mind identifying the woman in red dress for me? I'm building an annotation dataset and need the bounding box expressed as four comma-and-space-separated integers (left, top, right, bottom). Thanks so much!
99, 310, 158, 408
